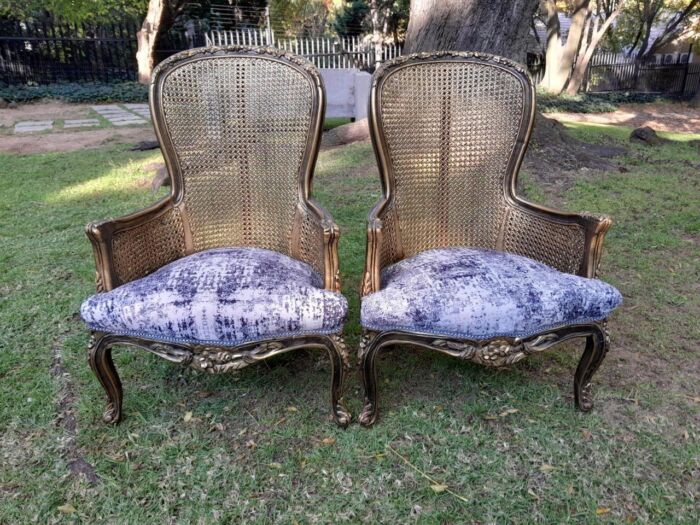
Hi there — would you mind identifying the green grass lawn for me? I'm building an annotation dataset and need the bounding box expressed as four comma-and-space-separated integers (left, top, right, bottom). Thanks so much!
1, 123, 698, 523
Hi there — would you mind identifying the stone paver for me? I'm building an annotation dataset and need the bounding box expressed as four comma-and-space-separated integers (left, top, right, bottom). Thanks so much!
14, 120, 53, 133
123, 103, 151, 119
11, 104, 152, 135
92, 104, 147, 126
63, 118, 100, 129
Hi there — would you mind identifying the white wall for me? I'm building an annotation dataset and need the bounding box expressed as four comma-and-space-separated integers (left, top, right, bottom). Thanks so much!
320, 69, 371, 120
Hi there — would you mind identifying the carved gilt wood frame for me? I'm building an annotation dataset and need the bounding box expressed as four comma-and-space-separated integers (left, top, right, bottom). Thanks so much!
84, 47, 350, 427
359, 52, 614, 426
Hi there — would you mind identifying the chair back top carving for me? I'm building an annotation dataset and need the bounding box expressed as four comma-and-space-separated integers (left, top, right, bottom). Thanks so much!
369, 52, 535, 259
151, 46, 325, 256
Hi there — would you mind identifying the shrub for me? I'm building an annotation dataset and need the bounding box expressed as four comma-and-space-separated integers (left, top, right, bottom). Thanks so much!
537, 91, 665, 113
0, 82, 148, 103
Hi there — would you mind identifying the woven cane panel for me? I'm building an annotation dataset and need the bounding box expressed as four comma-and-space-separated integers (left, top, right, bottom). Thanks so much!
298, 207, 324, 276
378, 202, 401, 269
112, 208, 186, 283
503, 209, 585, 274
160, 56, 313, 255
379, 61, 524, 257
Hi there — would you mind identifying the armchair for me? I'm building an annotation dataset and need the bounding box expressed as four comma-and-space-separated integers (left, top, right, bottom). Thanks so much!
81, 47, 351, 427
359, 52, 622, 426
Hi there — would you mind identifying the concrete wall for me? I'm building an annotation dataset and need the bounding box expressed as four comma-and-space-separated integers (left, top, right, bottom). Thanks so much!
320, 69, 371, 120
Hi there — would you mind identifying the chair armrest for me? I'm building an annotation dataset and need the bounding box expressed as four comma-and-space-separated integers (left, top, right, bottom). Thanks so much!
297, 198, 341, 292
503, 199, 612, 278
362, 198, 401, 296
86, 198, 187, 292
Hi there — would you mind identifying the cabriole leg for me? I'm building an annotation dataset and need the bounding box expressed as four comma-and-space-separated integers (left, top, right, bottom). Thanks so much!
574, 322, 609, 412
87, 333, 123, 424
327, 334, 352, 428
359, 331, 382, 427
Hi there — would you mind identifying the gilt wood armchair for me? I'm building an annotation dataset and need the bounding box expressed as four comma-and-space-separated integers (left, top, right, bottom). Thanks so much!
81, 47, 351, 427
358, 52, 622, 426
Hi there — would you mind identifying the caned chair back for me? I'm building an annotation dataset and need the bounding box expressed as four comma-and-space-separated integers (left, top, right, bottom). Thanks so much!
369, 52, 535, 262
150, 47, 324, 259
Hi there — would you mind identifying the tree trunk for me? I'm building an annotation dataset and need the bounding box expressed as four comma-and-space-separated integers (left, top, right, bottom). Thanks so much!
540, 0, 591, 93
136, 0, 167, 84
403, 0, 539, 62
540, 0, 564, 92
369, 0, 384, 67
565, 2, 624, 95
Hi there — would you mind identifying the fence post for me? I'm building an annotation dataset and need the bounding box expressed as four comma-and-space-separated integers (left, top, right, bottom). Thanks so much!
681, 43, 692, 96
264, 6, 274, 45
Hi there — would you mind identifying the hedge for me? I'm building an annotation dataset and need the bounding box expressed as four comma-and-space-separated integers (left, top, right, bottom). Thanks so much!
0, 81, 670, 112
538, 91, 664, 113
0, 82, 148, 104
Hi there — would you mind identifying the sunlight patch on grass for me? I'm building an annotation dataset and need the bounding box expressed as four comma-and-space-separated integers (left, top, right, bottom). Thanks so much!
44, 156, 159, 204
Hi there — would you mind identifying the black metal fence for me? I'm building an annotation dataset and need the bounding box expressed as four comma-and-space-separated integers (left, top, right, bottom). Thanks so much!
585, 58, 700, 97
0, 18, 198, 85
2, 17, 700, 98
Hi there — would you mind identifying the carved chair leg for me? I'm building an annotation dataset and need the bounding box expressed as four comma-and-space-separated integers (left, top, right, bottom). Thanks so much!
574, 322, 609, 412
87, 333, 123, 424
359, 331, 382, 427
327, 335, 352, 428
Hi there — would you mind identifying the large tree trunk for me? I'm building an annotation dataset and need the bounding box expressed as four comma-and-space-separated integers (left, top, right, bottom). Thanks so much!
403, 0, 539, 62
540, 0, 591, 93
136, 0, 168, 84
369, 0, 384, 67
540, 0, 564, 92
565, 2, 624, 95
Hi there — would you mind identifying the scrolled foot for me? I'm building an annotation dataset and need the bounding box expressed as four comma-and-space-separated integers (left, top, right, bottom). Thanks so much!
88, 333, 124, 425
359, 399, 377, 427
576, 382, 595, 412
327, 334, 352, 427
359, 331, 381, 427
574, 323, 609, 412
333, 402, 352, 428
102, 401, 122, 424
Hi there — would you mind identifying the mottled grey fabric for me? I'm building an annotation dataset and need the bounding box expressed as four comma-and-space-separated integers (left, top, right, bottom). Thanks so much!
81, 248, 347, 346
361, 248, 622, 339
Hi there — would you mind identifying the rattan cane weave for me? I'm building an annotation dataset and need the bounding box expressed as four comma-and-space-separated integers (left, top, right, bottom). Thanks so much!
111, 205, 186, 284
379, 61, 522, 257
160, 57, 312, 255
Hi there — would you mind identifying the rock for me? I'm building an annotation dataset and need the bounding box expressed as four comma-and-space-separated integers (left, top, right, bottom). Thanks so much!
0, 98, 8, 109
321, 118, 369, 148
8, 101, 17, 109
630, 126, 668, 146
130, 140, 159, 151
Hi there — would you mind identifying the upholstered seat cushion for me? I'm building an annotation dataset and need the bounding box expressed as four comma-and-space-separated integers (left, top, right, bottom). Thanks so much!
81, 248, 347, 346
361, 248, 622, 339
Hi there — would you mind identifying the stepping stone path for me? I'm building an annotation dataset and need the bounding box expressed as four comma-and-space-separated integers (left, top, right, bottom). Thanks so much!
12, 104, 150, 133
123, 103, 151, 120
63, 118, 100, 129
14, 120, 53, 133
92, 104, 147, 126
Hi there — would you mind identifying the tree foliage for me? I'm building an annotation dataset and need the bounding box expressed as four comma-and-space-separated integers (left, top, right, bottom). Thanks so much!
610, 0, 700, 57
332, 0, 369, 36
0, 0, 147, 22
331, 0, 408, 39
